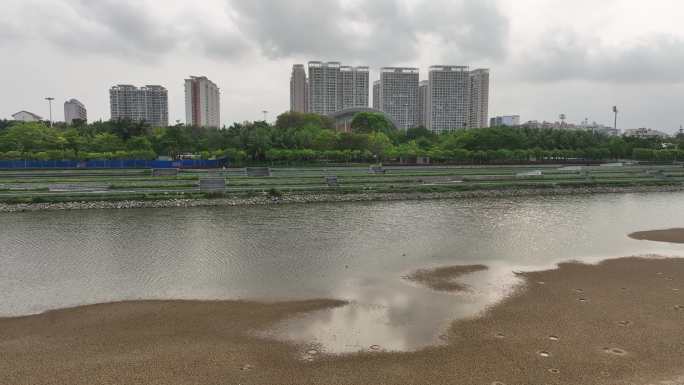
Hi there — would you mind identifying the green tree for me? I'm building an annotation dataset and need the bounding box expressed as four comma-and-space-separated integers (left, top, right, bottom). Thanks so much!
350, 112, 395, 135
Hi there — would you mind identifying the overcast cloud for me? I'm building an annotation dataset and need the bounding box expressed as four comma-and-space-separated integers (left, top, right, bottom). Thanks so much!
1, 0, 684, 132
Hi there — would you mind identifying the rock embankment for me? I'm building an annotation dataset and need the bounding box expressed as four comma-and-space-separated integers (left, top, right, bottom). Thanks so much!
2, 185, 684, 212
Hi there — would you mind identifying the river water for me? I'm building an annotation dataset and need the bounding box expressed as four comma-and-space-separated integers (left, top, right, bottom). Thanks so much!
1, 192, 683, 353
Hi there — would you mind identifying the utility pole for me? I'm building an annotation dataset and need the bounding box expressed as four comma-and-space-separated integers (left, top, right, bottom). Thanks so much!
45, 97, 55, 127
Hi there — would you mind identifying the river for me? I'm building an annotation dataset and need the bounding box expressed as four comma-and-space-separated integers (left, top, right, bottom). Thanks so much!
1, 192, 683, 353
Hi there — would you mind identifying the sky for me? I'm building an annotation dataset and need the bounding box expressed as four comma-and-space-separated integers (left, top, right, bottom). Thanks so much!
2, 0, 684, 133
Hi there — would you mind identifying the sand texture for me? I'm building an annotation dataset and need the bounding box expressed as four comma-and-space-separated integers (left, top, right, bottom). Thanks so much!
1, 257, 684, 385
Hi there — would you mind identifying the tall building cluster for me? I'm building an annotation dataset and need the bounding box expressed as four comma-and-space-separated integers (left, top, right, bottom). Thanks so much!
290, 62, 371, 115
290, 61, 490, 132
107, 76, 221, 128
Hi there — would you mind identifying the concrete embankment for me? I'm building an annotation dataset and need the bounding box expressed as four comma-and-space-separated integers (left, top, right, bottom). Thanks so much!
2, 185, 684, 212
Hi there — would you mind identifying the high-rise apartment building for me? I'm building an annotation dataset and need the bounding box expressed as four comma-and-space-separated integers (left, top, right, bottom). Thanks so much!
185, 76, 220, 128
339, 66, 369, 110
372, 81, 380, 110
418, 81, 429, 128
290, 64, 308, 113
469, 69, 490, 128
378, 67, 419, 130
426, 66, 470, 133
308, 61, 341, 115
110, 84, 168, 127
64, 98, 87, 125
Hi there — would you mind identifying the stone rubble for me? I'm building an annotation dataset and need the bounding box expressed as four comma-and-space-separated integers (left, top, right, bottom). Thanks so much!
1, 185, 684, 213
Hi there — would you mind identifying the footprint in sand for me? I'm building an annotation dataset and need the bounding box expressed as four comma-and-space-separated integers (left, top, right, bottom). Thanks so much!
491, 382, 507, 385
369, 345, 381, 351
548, 368, 561, 374
603, 347, 627, 356
495, 332, 506, 339
240, 364, 254, 371
674, 305, 684, 311
538, 351, 552, 358
578, 298, 589, 303
617, 320, 633, 327
549, 335, 560, 341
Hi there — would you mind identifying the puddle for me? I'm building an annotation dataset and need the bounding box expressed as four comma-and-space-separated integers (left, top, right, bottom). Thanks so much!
265, 265, 521, 353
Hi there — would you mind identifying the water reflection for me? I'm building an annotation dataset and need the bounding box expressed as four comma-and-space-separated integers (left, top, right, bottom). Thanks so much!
1, 192, 684, 352
266, 264, 522, 353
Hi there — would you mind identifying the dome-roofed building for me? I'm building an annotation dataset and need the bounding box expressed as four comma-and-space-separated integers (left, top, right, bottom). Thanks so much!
328, 107, 399, 133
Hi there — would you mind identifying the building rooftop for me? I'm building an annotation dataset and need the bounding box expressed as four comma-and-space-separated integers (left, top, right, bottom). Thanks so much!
429, 65, 469, 71
11, 110, 43, 120
380, 67, 419, 73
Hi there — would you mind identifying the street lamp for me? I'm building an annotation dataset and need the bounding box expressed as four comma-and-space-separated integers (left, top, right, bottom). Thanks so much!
45, 97, 55, 127
612, 106, 619, 132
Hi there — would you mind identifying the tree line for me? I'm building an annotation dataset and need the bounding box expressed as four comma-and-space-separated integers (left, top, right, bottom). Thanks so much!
1, 112, 682, 165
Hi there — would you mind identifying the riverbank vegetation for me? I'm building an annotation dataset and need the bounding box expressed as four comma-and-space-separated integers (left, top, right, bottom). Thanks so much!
1, 112, 683, 165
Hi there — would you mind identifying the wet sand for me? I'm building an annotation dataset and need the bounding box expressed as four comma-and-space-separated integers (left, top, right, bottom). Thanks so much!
2, 257, 684, 385
630, 228, 684, 244
405, 264, 488, 292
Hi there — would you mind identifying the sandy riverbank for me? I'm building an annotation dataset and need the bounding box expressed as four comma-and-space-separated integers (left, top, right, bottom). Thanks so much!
2, 184, 684, 213
2, 257, 684, 385
630, 228, 684, 244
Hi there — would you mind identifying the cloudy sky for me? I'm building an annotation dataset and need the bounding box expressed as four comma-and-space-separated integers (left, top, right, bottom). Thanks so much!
2, 0, 684, 132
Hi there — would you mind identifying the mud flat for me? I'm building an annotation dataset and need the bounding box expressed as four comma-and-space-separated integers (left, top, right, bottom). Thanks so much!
630, 228, 684, 244
2, 257, 684, 385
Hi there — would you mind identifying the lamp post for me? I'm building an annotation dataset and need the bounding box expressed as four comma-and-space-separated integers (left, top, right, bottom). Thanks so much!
45, 97, 55, 127
612, 106, 618, 133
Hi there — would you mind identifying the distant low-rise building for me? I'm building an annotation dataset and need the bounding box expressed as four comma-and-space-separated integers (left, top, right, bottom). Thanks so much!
11, 111, 43, 122
491, 115, 520, 127
64, 99, 87, 125
623, 128, 670, 139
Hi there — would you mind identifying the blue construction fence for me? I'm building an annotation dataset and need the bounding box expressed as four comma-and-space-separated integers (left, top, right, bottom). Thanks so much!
0, 159, 225, 169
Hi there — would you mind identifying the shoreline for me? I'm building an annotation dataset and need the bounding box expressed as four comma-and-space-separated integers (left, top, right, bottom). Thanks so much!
2, 184, 684, 212
2, 256, 684, 384
630, 228, 684, 244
